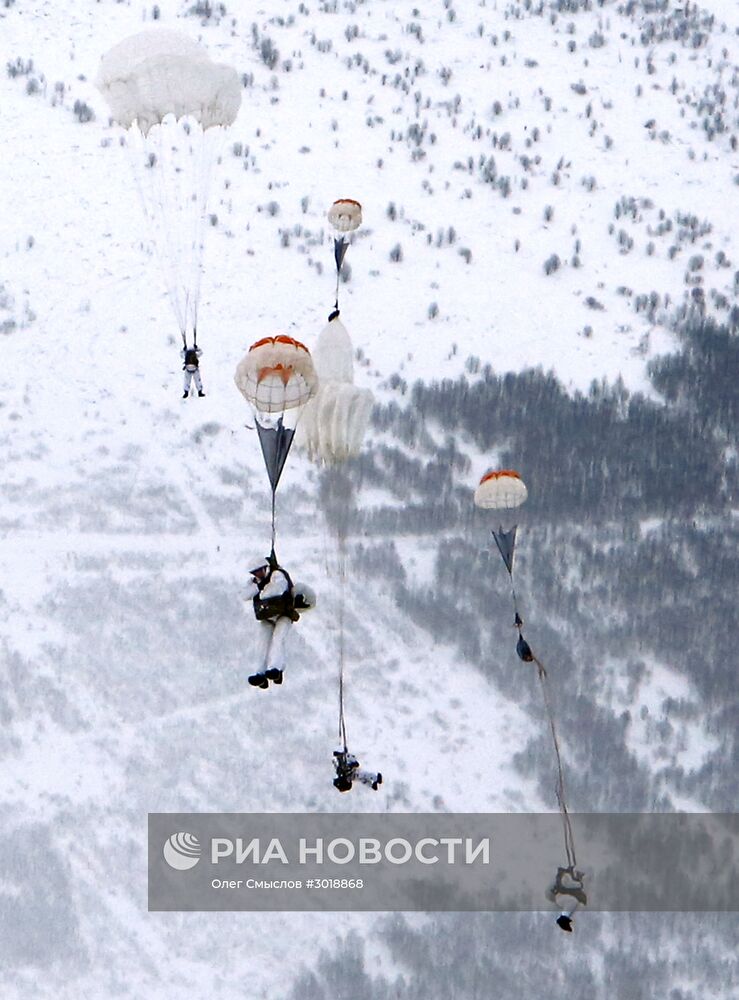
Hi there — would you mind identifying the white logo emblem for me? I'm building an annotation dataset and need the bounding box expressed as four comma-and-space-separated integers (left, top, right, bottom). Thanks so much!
163, 832, 202, 871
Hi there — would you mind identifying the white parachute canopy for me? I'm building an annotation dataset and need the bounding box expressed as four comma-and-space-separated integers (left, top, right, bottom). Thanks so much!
97, 29, 241, 134
96, 29, 242, 341
298, 316, 374, 465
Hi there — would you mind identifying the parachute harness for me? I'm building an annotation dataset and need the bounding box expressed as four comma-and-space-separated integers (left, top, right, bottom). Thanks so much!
530, 648, 577, 868
126, 126, 185, 336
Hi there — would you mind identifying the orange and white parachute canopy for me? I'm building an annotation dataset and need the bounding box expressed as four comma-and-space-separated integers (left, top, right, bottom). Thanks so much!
234, 335, 318, 416
235, 336, 318, 494
474, 469, 528, 510
328, 198, 362, 233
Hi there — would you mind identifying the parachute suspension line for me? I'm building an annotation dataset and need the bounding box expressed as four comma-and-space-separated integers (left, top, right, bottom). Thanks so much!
337, 526, 349, 752
337, 622, 348, 751
536, 674, 576, 866
142, 116, 210, 346
505, 554, 576, 867
338, 666, 348, 750
155, 120, 189, 337
535, 656, 578, 870
126, 126, 187, 341
177, 120, 202, 341
270, 487, 277, 555
509, 576, 524, 626
183, 292, 192, 350
318, 471, 351, 754
189, 123, 222, 341
154, 121, 190, 337
186, 123, 205, 340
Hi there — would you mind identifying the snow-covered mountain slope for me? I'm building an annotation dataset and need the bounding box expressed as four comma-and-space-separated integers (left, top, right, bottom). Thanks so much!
2, 0, 737, 395
0, 0, 737, 997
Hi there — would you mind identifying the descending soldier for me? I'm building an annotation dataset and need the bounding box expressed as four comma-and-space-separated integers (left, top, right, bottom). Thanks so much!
244, 554, 315, 689
182, 345, 205, 398
545, 866, 588, 932
332, 748, 382, 792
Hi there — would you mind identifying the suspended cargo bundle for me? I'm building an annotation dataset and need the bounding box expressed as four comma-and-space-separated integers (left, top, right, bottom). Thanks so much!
96, 29, 241, 349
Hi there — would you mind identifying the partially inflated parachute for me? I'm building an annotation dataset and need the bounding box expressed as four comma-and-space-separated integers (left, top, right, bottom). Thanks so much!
298, 317, 373, 465
97, 29, 241, 347
234, 335, 318, 491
